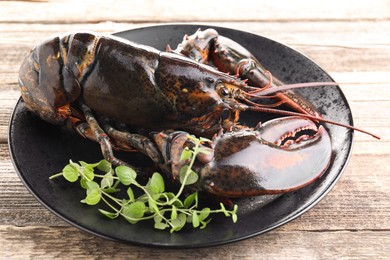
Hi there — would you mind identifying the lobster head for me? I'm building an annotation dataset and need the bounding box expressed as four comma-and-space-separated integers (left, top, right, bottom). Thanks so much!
158, 51, 252, 133
153, 116, 332, 198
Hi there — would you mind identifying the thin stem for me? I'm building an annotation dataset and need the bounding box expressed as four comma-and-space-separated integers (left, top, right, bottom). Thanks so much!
49, 172, 63, 179
165, 141, 200, 205
101, 196, 121, 214
101, 190, 123, 207
120, 212, 157, 222
93, 174, 119, 179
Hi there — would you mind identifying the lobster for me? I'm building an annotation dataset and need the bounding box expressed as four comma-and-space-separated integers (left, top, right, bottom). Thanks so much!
17, 29, 378, 198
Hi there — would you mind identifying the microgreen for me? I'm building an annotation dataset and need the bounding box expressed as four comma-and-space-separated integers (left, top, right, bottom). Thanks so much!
49, 135, 238, 232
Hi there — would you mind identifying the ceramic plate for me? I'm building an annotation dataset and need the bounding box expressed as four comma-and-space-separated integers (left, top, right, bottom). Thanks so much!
9, 24, 353, 248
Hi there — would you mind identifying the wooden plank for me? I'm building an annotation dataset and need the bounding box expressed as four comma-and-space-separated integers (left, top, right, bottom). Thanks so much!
0, 226, 389, 259
0, 90, 19, 143
1, 0, 390, 23
1, 0, 389, 258
1, 21, 390, 73
1, 21, 390, 45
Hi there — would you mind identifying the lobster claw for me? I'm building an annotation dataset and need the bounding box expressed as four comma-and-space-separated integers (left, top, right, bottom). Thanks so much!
198, 116, 332, 197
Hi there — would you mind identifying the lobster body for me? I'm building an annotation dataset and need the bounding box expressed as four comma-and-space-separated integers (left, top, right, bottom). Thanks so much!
20, 32, 249, 135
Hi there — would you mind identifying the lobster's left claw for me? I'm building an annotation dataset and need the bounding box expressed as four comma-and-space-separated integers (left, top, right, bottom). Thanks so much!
199, 117, 332, 197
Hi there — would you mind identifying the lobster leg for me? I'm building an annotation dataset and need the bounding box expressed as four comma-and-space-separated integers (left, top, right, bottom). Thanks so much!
79, 102, 130, 166
100, 118, 164, 166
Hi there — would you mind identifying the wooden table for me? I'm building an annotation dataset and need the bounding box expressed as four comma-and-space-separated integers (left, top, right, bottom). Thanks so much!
1, 0, 389, 258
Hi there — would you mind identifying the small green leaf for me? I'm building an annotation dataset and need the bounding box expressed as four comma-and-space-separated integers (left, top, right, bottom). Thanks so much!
127, 187, 135, 202
102, 187, 120, 193
200, 218, 212, 229
100, 178, 110, 189
69, 160, 80, 168
179, 147, 192, 161
199, 207, 210, 221
62, 164, 78, 182
186, 170, 199, 185
80, 177, 89, 189
82, 166, 94, 181
171, 205, 177, 220
232, 213, 238, 223
220, 203, 230, 217
192, 213, 200, 228
101, 172, 114, 188
86, 181, 100, 190
152, 192, 165, 202
172, 198, 184, 208
179, 165, 189, 176
154, 222, 168, 230
180, 170, 199, 185
84, 188, 101, 205
170, 213, 186, 233
148, 198, 159, 213
154, 215, 163, 223
79, 161, 99, 168
164, 192, 175, 200
98, 209, 118, 219
116, 166, 136, 185
184, 192, 197, 208
150, 172, 165, 194
79, 161, 88, 167
122, 201, 146, 224
179, 166, 198, 185
136, 194, 149, 203
97, 160, 112, 173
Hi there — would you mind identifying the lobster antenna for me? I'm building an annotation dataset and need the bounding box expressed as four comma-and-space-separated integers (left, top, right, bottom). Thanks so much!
243, 105, 380, 140
258, 82, 339, 96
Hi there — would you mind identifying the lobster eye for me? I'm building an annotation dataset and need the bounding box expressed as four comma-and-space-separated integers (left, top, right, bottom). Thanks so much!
219, 86, 230, 96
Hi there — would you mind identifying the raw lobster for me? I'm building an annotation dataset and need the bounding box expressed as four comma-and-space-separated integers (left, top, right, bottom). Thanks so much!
17, 29, 376, 198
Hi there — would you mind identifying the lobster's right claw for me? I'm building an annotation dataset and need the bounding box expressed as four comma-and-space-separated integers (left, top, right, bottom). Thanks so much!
199, 116, 332, 197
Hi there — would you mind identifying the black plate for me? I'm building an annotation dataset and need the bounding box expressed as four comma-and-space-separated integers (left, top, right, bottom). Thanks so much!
9, 24, 353, 248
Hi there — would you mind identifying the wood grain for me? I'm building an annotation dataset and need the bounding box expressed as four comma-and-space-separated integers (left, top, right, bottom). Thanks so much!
1, 0, 389, 258
0, 226, 389, 259
1, 0, 390, 23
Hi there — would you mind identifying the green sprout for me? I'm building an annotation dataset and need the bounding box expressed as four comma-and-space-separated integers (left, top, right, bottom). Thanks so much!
49, 135, 238, 232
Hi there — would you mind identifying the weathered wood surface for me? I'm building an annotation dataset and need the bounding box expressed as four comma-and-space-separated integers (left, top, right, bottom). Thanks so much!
1, 0, 389, 259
